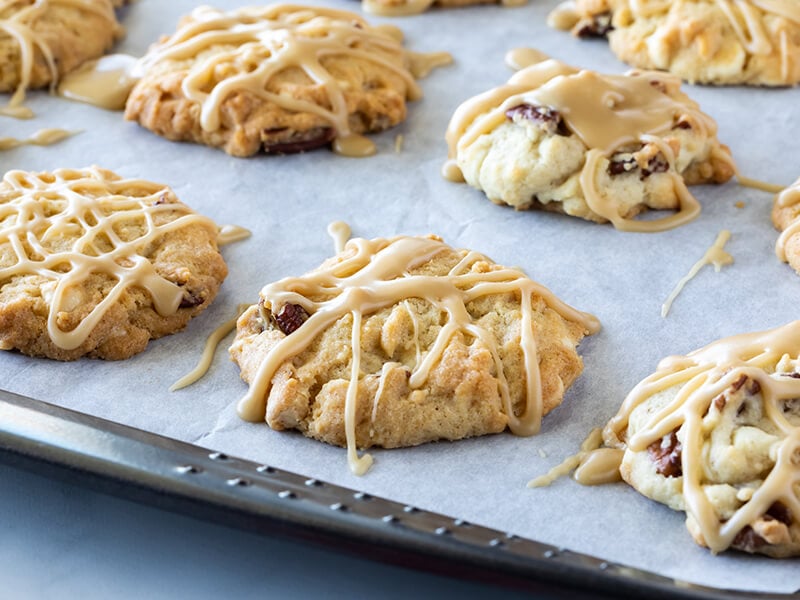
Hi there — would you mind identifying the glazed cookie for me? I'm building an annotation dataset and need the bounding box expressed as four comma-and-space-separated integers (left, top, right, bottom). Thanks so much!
444, 57, 735, 232
601, 322, 800, 557
773, 177, 800, 273
550, 0, 800, 86
0, 167, 228, 361
230, 234, 599, 474
124, 4, 451, 158
362, 0, 525, 18
0, 0, 122, 110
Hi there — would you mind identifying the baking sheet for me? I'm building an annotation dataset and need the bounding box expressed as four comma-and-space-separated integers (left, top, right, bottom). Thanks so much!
1, 0, 799, 593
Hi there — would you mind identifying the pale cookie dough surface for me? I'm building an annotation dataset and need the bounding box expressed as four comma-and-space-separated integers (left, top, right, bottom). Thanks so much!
124, 4, 441, 157
773, 177, 800, 274
0, 167, 228, 361
604, 323, 800, 557
560, 0, 800, 86
0, 0, 122, 93
445, 58, 734, 231
230, 235, 597, 452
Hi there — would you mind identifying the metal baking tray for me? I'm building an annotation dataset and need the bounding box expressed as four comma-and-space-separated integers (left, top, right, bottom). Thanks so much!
1, 387, 795, 600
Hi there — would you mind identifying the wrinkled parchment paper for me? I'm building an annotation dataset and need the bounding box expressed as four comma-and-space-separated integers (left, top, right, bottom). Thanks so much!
2, 0, 799, 592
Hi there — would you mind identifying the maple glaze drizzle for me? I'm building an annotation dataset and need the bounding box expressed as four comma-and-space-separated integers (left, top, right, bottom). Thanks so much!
57, 53, 139, 111
234, 234, 599, 475
0, 127, 75, 150
661, 230, 734, 317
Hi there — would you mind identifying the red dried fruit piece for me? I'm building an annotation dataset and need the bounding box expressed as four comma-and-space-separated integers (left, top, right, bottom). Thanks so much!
274, 303, 309, 335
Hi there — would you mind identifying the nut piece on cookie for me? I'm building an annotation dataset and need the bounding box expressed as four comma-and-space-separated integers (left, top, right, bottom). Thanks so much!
230, 234, 599, 474
602, 321, 800, 557
124, 4, 451, 158
0, 0, 123, 112
773, 177, 800, 274
0, 167, 228, 361
444, 56, 735, 232
550, 0, 800, 86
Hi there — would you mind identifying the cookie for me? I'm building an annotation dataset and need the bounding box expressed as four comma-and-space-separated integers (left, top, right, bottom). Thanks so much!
0, 0, 123, 108
362, 0, 525, 18
773, 177, 800, 273
551, 0, 800, 86
230, 234, 599, 474
0, 167, 228, 361
124, 4, 451, 158
444, 57, 735, 232
603, 321, 800, 557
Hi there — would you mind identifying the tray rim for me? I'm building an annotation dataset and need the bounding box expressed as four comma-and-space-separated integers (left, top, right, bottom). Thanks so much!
1, 387, 796, 600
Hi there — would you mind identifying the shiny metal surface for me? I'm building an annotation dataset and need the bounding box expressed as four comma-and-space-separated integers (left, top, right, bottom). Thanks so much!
0, 387, 796, 599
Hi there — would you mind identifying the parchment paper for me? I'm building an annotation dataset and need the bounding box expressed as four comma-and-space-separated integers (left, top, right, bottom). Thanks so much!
2, 0, 799, 592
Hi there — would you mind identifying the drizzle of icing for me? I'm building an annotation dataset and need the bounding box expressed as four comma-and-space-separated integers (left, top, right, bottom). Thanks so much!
0, 167, 217, 351
170, 304, 249, 392
737, 174, 786, 194
600, 321, 800, 553
326, 220, 351, 254
661, 230, 734, 318
57, 53, 140, 111
217, 224, 251, 246
504, 47, 550, 71
132, 4, 451, 157
528, 427, 605, 487
444, 57, 734, 232
0, 0, 121, 117
775, 178, 800, 263
547, 1, 580, 30
235, 234, 600, 475
0, 127, 75, 150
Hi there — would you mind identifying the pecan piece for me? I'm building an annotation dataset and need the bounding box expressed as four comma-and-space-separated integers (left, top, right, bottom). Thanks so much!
274, 303, 309, 335
505, 104, 568, 135
608, 155, 637, 176
640, 156, 669, 179
648, 430, 682, 477
575, 12, 613, 38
